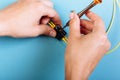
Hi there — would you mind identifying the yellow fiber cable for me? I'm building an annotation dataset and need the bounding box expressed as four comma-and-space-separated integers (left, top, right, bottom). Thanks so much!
62, 36, 68, 44
106, 0, 116, 34
116, 0, 120, 7
50, 21, 56, 28
48, 23, 54, 28
106, 0, 120, 54
107, 42, 120, 54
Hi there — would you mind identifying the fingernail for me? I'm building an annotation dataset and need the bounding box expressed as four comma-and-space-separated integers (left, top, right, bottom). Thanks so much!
70, 10, 76, 19
70, 12, 75, 19
49, 31, 56, 37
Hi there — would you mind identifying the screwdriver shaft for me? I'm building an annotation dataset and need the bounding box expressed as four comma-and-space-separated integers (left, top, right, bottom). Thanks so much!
63, 1, 98, 28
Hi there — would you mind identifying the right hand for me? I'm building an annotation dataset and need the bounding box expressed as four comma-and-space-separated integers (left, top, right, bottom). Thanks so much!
65, 11, 111, 80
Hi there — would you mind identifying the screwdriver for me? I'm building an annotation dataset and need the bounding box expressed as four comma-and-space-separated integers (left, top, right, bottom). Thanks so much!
63, 0, 102, 28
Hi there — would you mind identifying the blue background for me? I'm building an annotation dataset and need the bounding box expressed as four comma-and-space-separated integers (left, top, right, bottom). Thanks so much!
0, 0, 120, 80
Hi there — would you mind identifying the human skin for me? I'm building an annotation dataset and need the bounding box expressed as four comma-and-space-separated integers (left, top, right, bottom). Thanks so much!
0, 0, 61, 37
65, 11, 111, 80
0, 0, 111, 80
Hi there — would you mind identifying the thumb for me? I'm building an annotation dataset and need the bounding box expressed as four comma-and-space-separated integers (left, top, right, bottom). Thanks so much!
33, 24, 56, 37
69, 12, 81, 38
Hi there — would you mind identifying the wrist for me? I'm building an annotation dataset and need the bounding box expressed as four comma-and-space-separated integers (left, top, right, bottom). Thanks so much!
71, 65, 89, 80
70, 59, 93, 80
65, 58, 89, 80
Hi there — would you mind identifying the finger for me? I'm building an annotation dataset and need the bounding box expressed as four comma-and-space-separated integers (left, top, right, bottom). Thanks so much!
86, 11, 105, 32
31, 24, 56, 37
40, 16, 50, 24
81, 27, 91, 35
86, 11, 101, 22
69, 12, 81, 38
41, 7, 62, 25
80, 19, 94, 31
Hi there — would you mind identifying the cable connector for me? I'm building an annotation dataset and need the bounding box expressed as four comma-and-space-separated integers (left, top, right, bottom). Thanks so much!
47, 20, 67, 42
54, 25, 67, 40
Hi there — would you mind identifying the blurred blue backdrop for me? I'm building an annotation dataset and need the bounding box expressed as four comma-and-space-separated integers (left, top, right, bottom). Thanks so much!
0, 0, 120, 80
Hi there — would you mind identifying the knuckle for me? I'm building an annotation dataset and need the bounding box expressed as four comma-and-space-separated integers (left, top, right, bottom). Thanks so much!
95, 17, 104, 24
95, 20, 104, 26
96, 33, 108, 45
28, 2, 41, 10
41, 0, 54, 7
106, 40, 111, 49
103, 41, 111, 52
101, 35, 107, 42
36, 2, 44, 8
31, 28, 40, 37
99, 34, 111, 50
46, 1, 54, 7
31, 2, 45, 10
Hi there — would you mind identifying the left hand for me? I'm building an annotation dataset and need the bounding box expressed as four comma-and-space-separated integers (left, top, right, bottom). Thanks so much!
0, 0, 61, 37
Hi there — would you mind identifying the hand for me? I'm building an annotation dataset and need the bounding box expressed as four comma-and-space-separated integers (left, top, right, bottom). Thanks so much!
0, 0, 61, 37
65, 11, 111, 80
